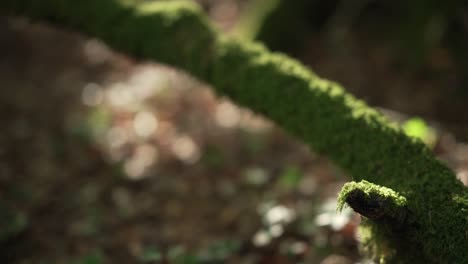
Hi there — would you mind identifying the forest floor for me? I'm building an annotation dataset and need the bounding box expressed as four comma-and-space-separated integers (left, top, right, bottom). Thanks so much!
1, 1, 468, 264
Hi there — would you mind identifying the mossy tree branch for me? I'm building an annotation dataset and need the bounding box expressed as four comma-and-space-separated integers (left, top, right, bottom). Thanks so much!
1, 0, 467, 262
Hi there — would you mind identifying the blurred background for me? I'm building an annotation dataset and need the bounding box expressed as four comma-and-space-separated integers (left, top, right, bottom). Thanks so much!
1, 0, 468, 263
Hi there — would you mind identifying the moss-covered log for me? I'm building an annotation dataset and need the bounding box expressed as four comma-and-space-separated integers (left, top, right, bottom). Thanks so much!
1, 0, 467, 262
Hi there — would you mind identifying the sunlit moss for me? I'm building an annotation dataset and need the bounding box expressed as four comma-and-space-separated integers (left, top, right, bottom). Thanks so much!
402, 117, 437, 147
2, 0, 467, 262
337, 180, 407, 213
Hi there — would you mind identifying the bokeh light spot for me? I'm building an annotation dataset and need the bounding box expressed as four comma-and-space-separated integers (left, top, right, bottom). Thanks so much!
215, 101, 241, 128
133, 111, 158, 138
171, 135, 200, 164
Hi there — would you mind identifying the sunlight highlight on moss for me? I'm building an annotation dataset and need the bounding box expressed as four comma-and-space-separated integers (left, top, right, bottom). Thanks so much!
402, 117, 436, 146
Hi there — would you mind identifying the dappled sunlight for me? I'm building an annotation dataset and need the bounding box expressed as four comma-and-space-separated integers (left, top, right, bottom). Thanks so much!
269, 223, 284, 237
264, 204, 296, 225
127, 66, 170, 100
133, 111, 158, 139
107, 82, 136, 108
106, 126, 129, 150
252, 230, 271, 247
77, 66, 170, 180
315, 199, 354, 231
170, 135, 200, 164
252, 202, 297, 247
124, 144, 159, 180
215, 100, 241, 128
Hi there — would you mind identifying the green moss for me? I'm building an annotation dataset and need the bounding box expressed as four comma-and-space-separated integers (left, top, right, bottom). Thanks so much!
337, 180, 407, 214
2, 0, 467, 262
338, 181, 412, 262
